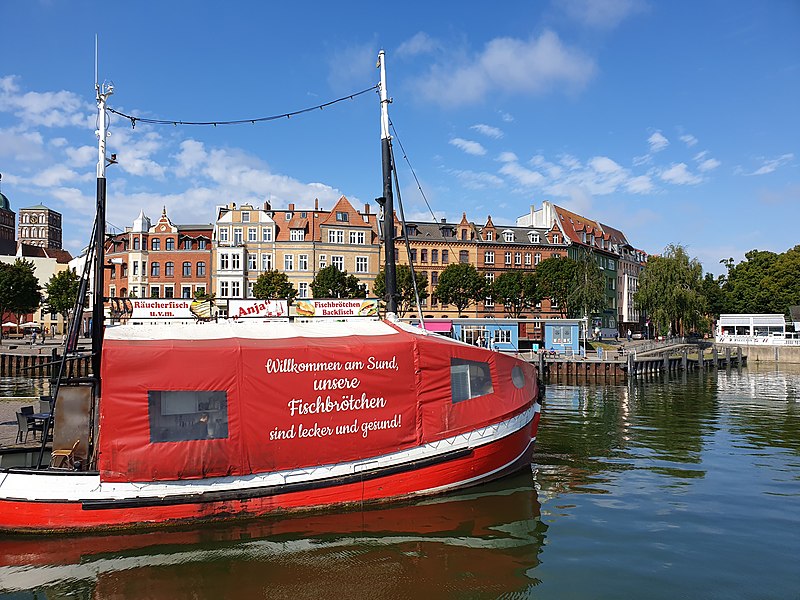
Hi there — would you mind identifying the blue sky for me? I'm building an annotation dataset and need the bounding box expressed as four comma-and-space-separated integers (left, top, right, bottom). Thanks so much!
1, 0, 797, 275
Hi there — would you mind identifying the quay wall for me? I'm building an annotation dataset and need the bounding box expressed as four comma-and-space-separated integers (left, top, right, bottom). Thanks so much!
716, 343, 800, 364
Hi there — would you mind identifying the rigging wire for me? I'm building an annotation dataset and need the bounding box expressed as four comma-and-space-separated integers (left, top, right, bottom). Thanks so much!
108, 85, 379, 129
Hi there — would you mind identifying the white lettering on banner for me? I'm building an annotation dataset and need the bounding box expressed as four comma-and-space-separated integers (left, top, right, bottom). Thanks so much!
265, 354, 404, 441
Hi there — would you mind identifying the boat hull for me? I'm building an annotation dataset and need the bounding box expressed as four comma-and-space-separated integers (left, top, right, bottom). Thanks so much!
0, 407, 538, 533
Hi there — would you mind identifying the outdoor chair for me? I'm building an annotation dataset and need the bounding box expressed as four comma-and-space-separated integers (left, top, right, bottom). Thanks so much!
50, 440, 80, 469
20, 406, 33, 415
39, 396, 52, 414
15, 412, 34, 443
20, 405, 45, 437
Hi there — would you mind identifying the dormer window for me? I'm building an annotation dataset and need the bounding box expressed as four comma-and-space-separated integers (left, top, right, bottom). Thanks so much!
486, 231, 493, 241
503, 231, 514, 242
553, 234, 559, 244
336, 211, 349, 222
528, 232, 540, 243
242, 212, 250, 222
285, 212, 292, 220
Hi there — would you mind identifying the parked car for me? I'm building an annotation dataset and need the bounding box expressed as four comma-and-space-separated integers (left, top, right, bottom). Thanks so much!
631, 332, 643, 340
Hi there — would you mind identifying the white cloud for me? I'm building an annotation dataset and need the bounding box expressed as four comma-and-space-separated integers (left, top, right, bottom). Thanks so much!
499, 111, 514, 123
559, 0, 646, 29
451, 169, 505, 190
396, 32, 438, 57
626, 175, 655, 194
450, 137, 487, 156
0, 75, 90, 128
471, 124, 504, 139
660, 163, 702, 185
0, 128, 45, 160
32, 164, 84, 187
65, 145, 96, 168
648, 131, 669, 153
697, 158, 721, 172
499, 161, 545, 186
680, 134, 698, 147
748, 153, 794, 176
326, 41, 377, 92
497, 151, 518, 163
414, 30, 596, 106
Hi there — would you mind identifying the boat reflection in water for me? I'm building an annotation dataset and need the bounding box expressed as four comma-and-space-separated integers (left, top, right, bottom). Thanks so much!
0, 471, 547, 598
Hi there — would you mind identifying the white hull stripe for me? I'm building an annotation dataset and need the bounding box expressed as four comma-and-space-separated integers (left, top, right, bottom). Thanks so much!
0, 405, 537, 502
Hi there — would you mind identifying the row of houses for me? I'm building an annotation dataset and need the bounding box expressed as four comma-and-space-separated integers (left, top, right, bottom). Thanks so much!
100, 196, 648, 338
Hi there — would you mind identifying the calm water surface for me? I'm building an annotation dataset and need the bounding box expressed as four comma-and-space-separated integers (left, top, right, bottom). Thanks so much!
0, 365, 798, 599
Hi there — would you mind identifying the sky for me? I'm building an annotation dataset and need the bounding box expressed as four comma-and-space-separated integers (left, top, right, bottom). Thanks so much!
1, 0, 798, 275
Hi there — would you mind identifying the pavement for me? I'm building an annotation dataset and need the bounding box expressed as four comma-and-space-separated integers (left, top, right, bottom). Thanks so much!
0, 397, 45, 448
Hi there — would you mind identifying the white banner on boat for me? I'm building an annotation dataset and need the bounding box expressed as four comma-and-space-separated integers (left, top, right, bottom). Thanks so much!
295, 299, 379, 318
130, 300, 194, 320
229, 299, 289, 319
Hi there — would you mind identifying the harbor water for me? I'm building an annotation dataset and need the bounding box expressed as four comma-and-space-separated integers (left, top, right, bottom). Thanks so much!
0, 364, 798, 599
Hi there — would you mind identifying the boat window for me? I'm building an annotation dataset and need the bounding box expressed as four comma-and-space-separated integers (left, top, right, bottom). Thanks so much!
148, 390, 229, 443
450, 358, 493, 403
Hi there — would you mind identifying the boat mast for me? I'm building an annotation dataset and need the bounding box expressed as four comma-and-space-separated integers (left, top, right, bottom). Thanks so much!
93, 78, 113, 392
378, 50, 398, 317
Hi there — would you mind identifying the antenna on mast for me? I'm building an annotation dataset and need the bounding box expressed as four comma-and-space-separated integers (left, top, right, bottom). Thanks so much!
95, 35, 99, 90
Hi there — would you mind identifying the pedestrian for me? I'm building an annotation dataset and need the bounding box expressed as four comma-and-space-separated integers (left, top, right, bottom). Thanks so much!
627, 329, 632, 342
31, 330, 37, 346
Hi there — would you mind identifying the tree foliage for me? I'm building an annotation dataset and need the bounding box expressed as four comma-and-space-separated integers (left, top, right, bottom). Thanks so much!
492, 271, 542, 318
569, 251, 606, 319
435, 263, 486, 316
0, 260, 41, 344
310, 265, 366, 299
635, 244, 705, 335
252, 270, 297, 303
535, 257, 577, 317
373, 264, 429, 317
720, 246, 800, 316
45, 268, 80, 320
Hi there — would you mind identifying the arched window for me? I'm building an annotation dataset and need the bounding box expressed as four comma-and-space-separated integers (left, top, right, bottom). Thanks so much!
166, 238, 175, 250
152, 238, 160, 251
182, 261, 191, 276
165, 262, 174, 277
133, 237, 140, 250
151, 262, 160, 277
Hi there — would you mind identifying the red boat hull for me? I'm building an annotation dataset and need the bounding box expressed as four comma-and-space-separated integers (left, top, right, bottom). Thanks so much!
0, 416, 537, 533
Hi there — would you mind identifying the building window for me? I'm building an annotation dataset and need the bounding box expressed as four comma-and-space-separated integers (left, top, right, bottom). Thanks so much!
164, 286, 174, 299
336, 211, 349, 222
133, 237, 140, 250
534, 253, 541, 265
231, 254, 241, 270
328, 230, 344, 243
431, 249, 439, 264
182, 286, 191, 298
197, 262, 206, 277
133, 262, 139, 276
459, 251, 469, 264
504, 231, 514, 242
485, 297, 494, 308
485, 251, 494, 265
165, 262, 174, 277
442, 250, 449, 264
262, 254, 273, 271
247, 281, 254, 298
290, 229, 305, 241
220, 254, 229, 270
122, 263, 128, 277
109, 265, 116, 279
166, 238, 175, 251
241, 212, 250, 223
198, 239, 207, 250
349, 231, 365, 244
515, 252, 521, 265
233, 228, 243, 244
486, 231, 493, 241
248, 227, 257, 242
530, 233, 540, 243
299, 282, 309, 298
150, 286, 160, 298
219, 228, 229, 243
151, 262, 160, 277
553, 234, 559, 244
248, 253, 257, 270
525, 253, 531, 265
504, 252, 512, 265
220, 281, 229, 297
183, 262, 191, 277
262, 227, 273, 242
410, 249, 417, 263
298, 254, 309, 271
356, 256, 368, 273
485, 272, 495, 283
332, 256, 344, 270
431, 272, 439, 286
319, 254, 327, 269
284, 255, 294, 271
183, 239, 192, 250
152, 239, 160, 251
421, 249, 428, 263
231, 281, 241, 298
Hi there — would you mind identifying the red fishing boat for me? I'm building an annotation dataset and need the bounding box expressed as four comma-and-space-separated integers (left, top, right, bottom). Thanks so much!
0, 51, 540, 533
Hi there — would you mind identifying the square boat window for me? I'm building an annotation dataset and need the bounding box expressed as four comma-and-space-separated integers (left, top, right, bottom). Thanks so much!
148, 390, 229, 443
450, 358, 493, 403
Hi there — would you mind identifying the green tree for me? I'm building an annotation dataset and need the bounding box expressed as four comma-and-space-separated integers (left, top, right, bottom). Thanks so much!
373, 264, 429, 317
720, 246, 800, 316
701, 273, 726, 323
252, 270, 298, 303
435, 263, 486, 316
311, 265, 366, 299
535, 257, 577, 317
0, 260, 41, 344
570, 251, 606, 320
492, 271, 542, 318
45, 268, 80, 323
635, 244, 705, 336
